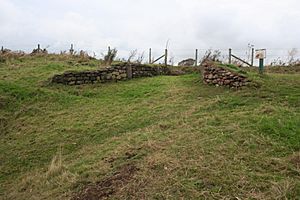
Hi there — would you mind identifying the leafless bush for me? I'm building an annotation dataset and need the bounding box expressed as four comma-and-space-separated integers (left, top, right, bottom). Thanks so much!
128, 49, 137, 62
136, 51, 145, 64
77, 50, 91, 63
270, 57, 286, 66
102, 47, 117, 65
269, 49, 300, 66
169, 55, 175, 66
0, 49, 26, 63
200, 49, 221, 65
79, 50, 89, 58
287, 48, 300, 66
287, 48, 297, 64
127, 50, 146, 64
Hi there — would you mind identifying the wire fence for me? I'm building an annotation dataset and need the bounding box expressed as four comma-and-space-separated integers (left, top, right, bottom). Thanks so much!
1, 43, 300, 66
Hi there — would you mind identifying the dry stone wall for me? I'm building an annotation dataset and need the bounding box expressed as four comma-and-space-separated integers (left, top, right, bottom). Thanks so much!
203, 63, 250, 88
51, 63, 171, 85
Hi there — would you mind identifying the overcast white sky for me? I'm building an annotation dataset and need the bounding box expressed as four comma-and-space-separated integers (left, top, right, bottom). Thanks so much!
1, 0, 300, 63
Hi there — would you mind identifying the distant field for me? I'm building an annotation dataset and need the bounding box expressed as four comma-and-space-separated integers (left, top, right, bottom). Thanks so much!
0, 56, 299, 199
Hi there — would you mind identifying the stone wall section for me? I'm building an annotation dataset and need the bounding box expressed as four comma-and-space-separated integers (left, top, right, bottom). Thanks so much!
203, 63, 250, 88
51, 63, 171, 85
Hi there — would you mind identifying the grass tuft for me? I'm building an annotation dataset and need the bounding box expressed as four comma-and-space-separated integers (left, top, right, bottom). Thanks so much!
46, 146, 64, 178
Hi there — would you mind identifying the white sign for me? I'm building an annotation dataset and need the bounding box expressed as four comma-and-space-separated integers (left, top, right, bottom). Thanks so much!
255, 49, 266, 59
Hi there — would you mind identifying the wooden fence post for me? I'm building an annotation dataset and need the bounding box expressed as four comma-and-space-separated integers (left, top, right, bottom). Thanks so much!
229, 48, 232, 64
251, 48, 254, 66
1, 46, 3, 53
195, 49, 198, 66
149, 48, 152, 64
164, 49, 168, 66
70, 44, 74, 55
38, 44, 41, 52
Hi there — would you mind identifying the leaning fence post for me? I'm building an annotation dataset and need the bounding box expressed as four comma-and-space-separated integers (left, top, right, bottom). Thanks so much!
229, 48, 232, 64
195, 49, 198, 66
164, 49, 168, 66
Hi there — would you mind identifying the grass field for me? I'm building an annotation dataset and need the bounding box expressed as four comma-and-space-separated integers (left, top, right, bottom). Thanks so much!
0, 56, 300, 199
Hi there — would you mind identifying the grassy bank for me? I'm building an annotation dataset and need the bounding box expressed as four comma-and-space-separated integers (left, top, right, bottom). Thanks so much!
0, 56, 299, 199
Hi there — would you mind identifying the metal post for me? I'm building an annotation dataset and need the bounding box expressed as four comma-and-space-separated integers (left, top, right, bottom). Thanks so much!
251, 48, 254, 66
195, 49, 198, 66
164, 49, 168, 66
259, 59, 264, 74
229, 48, 232, 64
149, 48, 152, 64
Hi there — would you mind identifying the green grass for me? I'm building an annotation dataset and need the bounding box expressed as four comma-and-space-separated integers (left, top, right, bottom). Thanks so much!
219, 63, 248, 75
0, 56, 299, 199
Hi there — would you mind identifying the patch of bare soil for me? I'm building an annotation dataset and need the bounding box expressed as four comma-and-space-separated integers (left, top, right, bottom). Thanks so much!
72, 164, 138, 200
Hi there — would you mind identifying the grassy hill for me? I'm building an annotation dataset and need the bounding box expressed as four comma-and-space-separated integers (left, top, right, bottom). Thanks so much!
0, 55, 299, 199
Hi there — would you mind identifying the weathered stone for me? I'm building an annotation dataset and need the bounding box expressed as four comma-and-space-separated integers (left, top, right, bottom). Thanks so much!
112, 71, 120, 76
106, 74, 112, 80
202, 63, 250, 88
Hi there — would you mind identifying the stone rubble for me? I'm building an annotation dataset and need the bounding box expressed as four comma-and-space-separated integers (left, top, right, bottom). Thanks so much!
202, 63, 250, 88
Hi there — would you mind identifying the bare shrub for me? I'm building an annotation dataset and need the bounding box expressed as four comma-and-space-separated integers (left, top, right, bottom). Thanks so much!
200, 49, 221, 65
128, 49, 137, 63
269, 49, 300, 67
0, 49, 26, 63
169, 54, 175, 66
136, 51, 145, 64
287, 48, 300, 66
126, 50, 146, 64
287, 48, 298, 64
270, 57, 286, 66
103, 47, 117, 65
